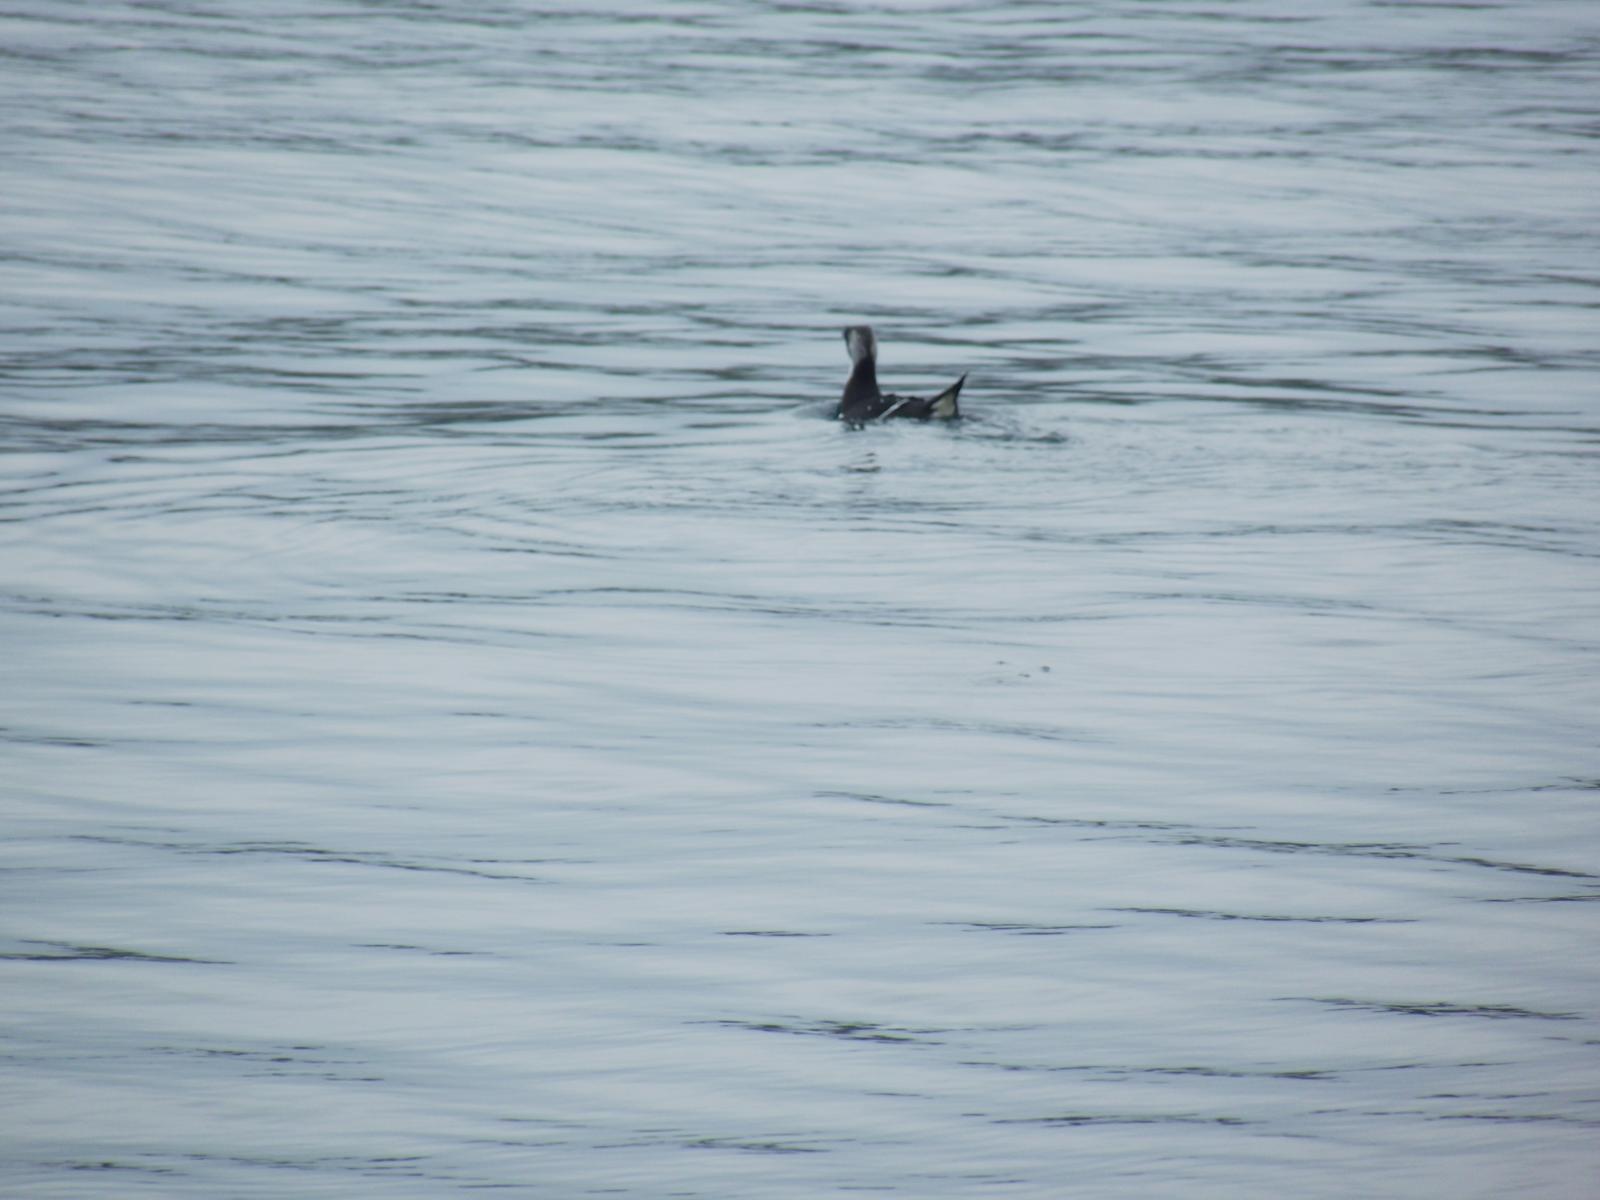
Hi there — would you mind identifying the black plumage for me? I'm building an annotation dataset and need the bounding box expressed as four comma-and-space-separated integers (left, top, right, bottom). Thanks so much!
836, 326, 965, 426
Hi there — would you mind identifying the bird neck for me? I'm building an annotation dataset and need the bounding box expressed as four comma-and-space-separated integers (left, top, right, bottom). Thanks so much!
843, 356, 879, 406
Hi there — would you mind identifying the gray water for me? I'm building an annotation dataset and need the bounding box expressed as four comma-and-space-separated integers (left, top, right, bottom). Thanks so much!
4, 2, 1599, 1196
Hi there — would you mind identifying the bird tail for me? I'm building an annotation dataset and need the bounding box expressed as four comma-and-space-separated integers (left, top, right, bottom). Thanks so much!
930, 375, 965, 420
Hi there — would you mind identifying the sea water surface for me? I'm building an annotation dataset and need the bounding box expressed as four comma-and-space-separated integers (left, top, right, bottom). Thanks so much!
3, 2, 1599, 1197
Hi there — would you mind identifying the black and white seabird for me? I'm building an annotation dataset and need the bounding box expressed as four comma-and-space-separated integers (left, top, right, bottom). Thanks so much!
837, 326, 965, 427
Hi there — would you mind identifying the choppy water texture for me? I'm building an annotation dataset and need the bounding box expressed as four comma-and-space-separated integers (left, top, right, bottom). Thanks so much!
4, 2, 1600, 1197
